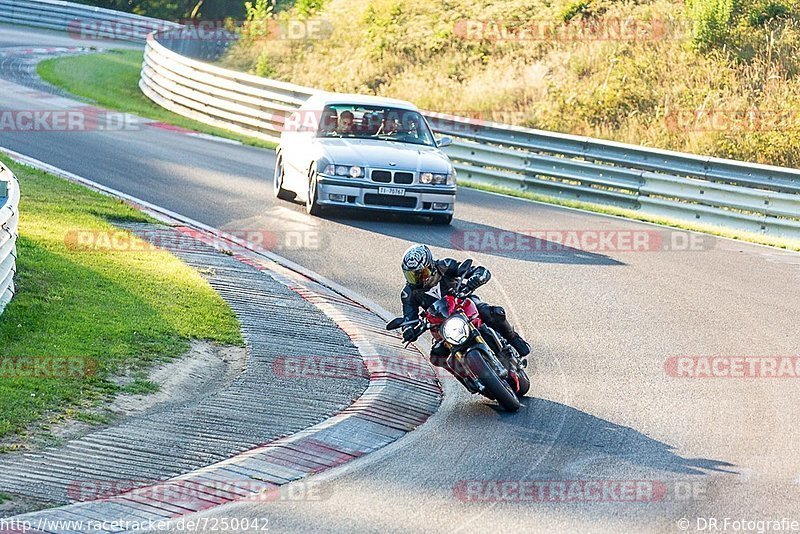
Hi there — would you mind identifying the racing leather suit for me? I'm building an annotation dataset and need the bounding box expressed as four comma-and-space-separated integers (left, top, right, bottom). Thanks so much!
400, 258, 527, 367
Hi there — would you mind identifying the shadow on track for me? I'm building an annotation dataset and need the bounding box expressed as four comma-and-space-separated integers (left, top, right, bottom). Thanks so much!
486, 397, 736, 476
321, 208, 625, 267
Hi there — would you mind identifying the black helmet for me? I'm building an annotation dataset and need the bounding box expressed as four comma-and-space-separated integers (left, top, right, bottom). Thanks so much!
402, 244, 436, 288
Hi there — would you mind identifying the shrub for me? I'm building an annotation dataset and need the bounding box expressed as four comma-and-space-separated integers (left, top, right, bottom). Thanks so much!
295, 0, 327, 18
560, 0, 593, 22
747, 0, 791, 26
688, 0, 736, 51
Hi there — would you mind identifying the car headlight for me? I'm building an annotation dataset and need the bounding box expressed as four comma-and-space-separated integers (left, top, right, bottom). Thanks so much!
323, 164, 363, 178
441, 315, 470, 345
447, 170, 457, 185
421, 172, 452, 185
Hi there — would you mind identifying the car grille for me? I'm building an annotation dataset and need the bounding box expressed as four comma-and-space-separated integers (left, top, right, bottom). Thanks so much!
371, 170, 392, 183
394, 172, 413, 184
371, 169, 415, 184
364, 193, 417, 209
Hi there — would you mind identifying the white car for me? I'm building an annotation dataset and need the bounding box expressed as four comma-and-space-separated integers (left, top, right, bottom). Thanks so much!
273, 93, 457, 225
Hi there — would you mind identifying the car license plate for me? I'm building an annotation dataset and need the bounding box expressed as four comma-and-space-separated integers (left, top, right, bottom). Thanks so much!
378, 187, 406, 196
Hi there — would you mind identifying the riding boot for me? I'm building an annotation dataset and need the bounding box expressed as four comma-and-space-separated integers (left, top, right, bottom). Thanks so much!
477, 302, 531, 356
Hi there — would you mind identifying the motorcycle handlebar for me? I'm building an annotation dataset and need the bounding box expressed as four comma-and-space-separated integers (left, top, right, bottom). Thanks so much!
447, 283, 475, 300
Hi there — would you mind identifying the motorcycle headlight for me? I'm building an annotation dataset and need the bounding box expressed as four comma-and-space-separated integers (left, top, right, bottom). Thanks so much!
441, 315, 470, 346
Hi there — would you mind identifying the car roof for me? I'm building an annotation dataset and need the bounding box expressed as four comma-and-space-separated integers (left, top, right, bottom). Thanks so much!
303, 92, 419, 111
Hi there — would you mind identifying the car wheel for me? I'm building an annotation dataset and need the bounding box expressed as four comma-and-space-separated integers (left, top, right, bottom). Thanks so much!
273, 154, 295, 201
306, 167, 325, 216
431, 213, 453, 225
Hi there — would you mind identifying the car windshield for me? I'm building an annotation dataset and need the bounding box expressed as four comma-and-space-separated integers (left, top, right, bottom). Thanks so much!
316, 105, 436, 147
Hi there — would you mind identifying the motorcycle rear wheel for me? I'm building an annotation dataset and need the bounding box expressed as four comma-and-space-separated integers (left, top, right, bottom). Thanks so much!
465, 349, 521, 412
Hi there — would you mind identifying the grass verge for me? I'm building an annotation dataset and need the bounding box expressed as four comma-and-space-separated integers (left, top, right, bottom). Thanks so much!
461, 180, 800, 252
0, 156, 243, 442
36, 49, 275, 149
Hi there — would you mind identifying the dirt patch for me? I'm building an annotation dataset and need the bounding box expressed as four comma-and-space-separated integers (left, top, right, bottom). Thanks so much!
0, 341, 246, 514
0, 340, 247, 499
108, 341, 247, 417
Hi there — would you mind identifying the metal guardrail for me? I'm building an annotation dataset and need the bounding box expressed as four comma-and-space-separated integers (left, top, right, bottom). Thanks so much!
2, 0, 798, 238
428, 114, 800, 237
0, 0, 178, 42
0, 163, 19, 315
141, 33, 314, 142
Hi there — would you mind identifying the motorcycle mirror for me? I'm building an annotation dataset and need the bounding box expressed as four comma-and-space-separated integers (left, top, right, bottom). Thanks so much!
457, 259, 473, 276
386, 317, 404, 331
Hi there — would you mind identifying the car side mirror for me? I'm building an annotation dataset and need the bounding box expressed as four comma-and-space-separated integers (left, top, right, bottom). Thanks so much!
437, 136, 452, 148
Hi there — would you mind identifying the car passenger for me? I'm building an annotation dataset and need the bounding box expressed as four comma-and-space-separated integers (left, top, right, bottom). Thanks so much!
364, 112, 382, 135
337, 110, 356, 134
401, 113, 422, 140
319, 109, 338, 135
379, 116, 400, 136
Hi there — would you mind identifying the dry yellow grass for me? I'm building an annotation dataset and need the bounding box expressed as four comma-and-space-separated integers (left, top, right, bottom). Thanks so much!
224, 0, 800, 167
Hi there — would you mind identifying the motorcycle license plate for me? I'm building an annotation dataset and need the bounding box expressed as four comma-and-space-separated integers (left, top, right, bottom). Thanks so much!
378, 187, 406, 196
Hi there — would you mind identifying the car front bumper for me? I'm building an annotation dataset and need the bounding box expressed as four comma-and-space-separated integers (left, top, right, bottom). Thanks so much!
316, 175, 456, 215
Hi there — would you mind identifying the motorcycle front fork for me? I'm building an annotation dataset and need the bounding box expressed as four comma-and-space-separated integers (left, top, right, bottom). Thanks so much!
479, 325, 525, 373
447, 354, 484, 394
448, 348, 508, 393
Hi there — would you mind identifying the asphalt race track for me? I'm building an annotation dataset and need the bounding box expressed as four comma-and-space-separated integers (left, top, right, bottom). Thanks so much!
2, 23, 800, 534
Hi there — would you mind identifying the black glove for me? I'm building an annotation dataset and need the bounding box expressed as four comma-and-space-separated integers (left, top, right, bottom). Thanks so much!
402, 327, 419, 343
465, 275, 484, 292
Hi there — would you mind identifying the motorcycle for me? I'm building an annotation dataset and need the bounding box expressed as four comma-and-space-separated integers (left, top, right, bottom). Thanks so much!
386, 259, 530, 412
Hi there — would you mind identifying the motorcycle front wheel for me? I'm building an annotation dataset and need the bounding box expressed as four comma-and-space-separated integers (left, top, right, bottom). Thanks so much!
465, 348, 521, 412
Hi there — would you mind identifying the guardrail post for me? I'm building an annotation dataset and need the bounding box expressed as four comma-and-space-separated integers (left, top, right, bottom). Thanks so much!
0, 164, 19, 316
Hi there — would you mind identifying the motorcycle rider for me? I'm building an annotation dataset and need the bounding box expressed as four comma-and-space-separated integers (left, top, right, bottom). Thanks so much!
399, 244, 531, 373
